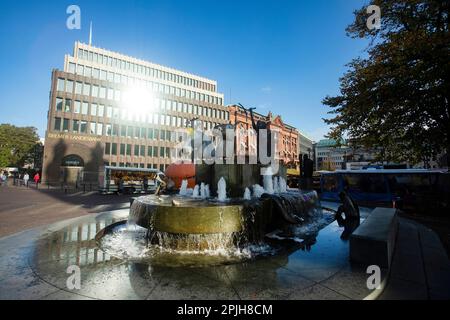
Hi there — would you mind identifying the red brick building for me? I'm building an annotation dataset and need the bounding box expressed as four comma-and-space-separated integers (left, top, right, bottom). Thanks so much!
228, 104, 299, 169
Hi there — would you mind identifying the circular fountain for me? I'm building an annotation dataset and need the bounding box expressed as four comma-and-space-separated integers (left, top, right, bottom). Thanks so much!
97, 120, 330, 266
96, 168, 330, 267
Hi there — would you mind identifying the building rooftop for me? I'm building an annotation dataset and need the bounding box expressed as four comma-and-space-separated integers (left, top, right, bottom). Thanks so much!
316, 138, 347, 147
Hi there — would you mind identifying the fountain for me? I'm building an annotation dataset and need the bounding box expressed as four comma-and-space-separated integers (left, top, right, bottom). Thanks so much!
96, 118, 332, 266
243, 188, 251, 200
217, 177, 227, 202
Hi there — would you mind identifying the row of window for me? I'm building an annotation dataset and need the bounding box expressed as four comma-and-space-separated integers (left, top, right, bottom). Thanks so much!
58, 76, 223, 106
104, 143, 172, 158
77, 48, 216, 92
55, 97, 228, 128
54, 117, 192, 141
56, 96, 228, 120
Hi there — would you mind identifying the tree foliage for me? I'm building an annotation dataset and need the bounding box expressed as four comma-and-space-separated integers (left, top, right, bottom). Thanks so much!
323, 0, 450, 166
0, 124, 40, 168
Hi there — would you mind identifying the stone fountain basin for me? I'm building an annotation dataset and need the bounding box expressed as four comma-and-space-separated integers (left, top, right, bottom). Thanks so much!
130, 195, 247, 234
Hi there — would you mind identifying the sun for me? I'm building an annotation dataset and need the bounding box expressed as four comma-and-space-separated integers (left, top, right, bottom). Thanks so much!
122, 87, 154, 114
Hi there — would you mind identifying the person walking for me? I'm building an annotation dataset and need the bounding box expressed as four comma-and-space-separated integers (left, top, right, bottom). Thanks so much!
23, 172, 30, 187
301, 154, 314, 190
143, 176, 149, 193
33, 172, 40, 185
0, 172, 7, 186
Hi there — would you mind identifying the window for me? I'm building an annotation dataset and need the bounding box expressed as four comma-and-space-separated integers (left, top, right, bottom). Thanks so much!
96, 123, 103, 135
54, 117, 61, 131
68, 63, 76, 74
92, 85, 99, 97
89, 122, 96, 134
153, 147, 159, 157
160, 147, 164, 157
75, 82, 82, 95
148, 128, 154, 139
147, 146, 153, 157
62, 118, 69, 131
126, 144, 131, 156
113, 107, 119, 118
76, 64, 84, 75
100, 70, 107, 80
127, 126, 133, 138
107, 72, 114, 82
82, 102, 88, 115
73, 102, 80, 115
90, 103, 97, 116
99, 87, 106, 99
92, 68, 99, 79
134, 145, 139, 156
106, 106, 112, 118
56, 98, 63, 111
105, 143, 111, 155
98, 105, 104, 117
140, 127, 147, 139
80, 121, 87, 133
65, 80, 73, 93
120, 143, 125, 155
120, 126, 126, 137
73, 120, 79, 132
154, 129, 159, 141
112, 124, 119, 136
83, 83, 91, 96
107, 88, 114, 100
57, 78, 65, 91
134, 127, 140, 139
84, 66, 92, 78
111, 143, 117, 155
64, 99, 71, 112
105, 124, 112, 136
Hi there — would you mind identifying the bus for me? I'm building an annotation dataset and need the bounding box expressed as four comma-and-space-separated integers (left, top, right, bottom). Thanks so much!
99, 166, 163, 194
320, 169, 449, 214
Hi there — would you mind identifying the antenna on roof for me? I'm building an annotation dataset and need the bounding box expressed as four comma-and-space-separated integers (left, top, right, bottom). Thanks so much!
89, 21, 92, 46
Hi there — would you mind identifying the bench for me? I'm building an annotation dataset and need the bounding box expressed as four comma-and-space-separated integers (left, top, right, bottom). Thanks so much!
350, 207, 398, 268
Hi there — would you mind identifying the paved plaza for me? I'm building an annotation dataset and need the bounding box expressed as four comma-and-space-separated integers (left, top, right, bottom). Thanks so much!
0, 185, 449, 300
0, 183, 132, 237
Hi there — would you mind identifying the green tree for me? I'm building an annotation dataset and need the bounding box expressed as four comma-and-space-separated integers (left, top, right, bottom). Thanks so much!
323, 0, 450, 166
0, 124, 40, 168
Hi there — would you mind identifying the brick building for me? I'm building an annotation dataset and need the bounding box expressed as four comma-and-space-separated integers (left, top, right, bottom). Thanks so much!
228, 104, 299, 169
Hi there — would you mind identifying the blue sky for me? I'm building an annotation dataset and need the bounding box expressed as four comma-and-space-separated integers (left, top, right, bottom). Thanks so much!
0, 0, 369, 141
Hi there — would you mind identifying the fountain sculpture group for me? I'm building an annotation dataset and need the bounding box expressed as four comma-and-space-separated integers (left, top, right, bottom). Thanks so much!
98, 109, 324, 261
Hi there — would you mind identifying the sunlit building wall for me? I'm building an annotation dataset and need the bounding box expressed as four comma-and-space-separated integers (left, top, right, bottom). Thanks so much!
43, 42, 228, 183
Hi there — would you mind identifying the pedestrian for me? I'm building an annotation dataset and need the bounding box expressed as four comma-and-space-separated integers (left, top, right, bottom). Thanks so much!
143, 176, 149, 193
33, 172, 40, 185
1, 172, 7, 187
24, 172, 30, 187
302, 154, 314, 190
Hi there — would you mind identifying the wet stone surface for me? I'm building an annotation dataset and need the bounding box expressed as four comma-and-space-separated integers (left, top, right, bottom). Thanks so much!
0, 208, 384, 300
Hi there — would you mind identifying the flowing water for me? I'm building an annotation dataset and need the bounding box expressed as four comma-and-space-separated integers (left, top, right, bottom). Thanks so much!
98, 192, 335, 267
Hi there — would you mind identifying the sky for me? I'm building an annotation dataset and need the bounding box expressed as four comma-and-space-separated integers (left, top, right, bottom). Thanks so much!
0, 0, 370, 142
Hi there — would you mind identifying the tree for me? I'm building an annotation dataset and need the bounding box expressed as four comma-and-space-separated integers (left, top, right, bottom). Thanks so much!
0, 124, 41, 168
323, 0, 450, 167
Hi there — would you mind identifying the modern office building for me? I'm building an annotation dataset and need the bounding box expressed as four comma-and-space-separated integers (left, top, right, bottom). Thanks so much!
227, 104, 299, 169
315, 139, 350, 171
42, 41, 228, 183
